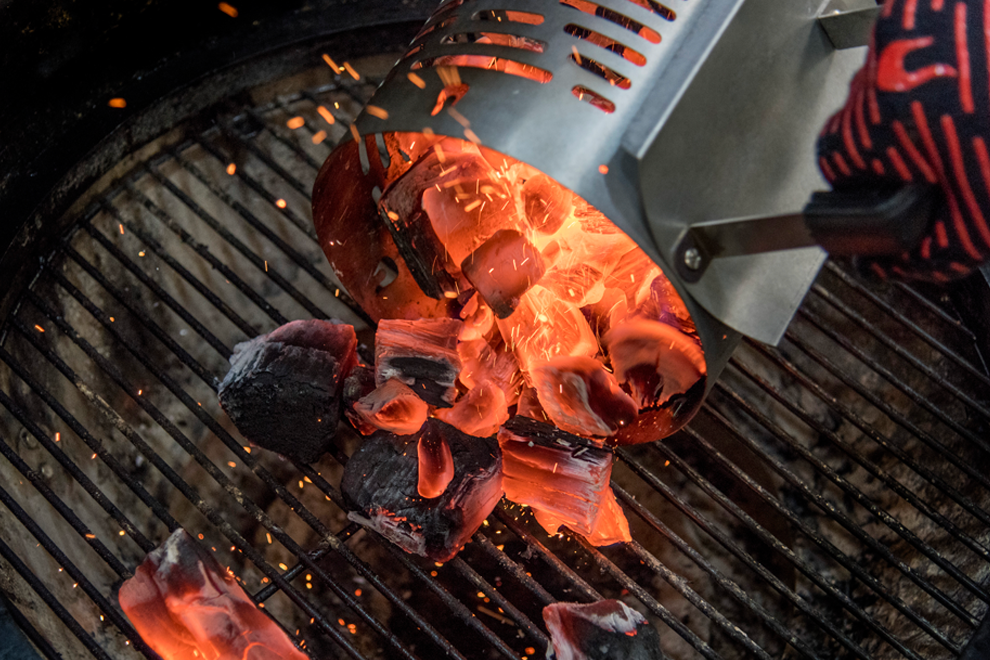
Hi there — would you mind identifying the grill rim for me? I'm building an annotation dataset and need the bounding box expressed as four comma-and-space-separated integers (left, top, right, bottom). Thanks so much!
0, 9, 988, 660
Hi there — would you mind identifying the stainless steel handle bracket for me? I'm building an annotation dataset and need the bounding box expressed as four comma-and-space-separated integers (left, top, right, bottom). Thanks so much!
817, 0, 882, 49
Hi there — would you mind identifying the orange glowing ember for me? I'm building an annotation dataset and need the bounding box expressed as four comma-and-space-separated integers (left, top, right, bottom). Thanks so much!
108, 98, 127, 109
120, 529, 305, 660
316, 132, 705, 445
217, 2, 238, 18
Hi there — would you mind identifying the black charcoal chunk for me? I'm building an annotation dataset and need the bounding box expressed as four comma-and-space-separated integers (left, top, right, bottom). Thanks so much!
375, 318, 462, 407
341, 419, 503, 562
219, 320, 356, 463
544, 600, 662, 660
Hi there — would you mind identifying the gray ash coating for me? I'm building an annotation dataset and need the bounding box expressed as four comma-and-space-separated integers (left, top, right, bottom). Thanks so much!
544, 600, 663, 660
341, 419, 502, 563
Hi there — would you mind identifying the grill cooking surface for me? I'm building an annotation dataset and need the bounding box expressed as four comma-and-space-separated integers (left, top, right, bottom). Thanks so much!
1, 54, 989, 660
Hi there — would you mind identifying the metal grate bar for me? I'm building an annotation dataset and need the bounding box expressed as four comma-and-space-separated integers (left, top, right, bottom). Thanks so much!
52, 262, 216, 389
577, 539, 725, 660
156, 153, 359, 318
79, 218, 246, 354
727, 357, 990, 602
0, 391, 154, 562
710, 380, 981, 625
612, 482, 822, 660
251, 526, 358, 602
492, 507, 603, 603
122, 181, 332, 322
655, 432, 930, 660
0, 590, 64, 660
0, 347, 178, 534
0, 477, 158, 659
261, 463, 474, 660
822, 262, 990, 388
288, 460, 527, 659
9, 310, 396, 660
192, 138, 319, 241
752, 340, 990, 548
625, 537, 774, 660
470, 532, 556, 607
104, 192, 288, 327
619, 444, 873, 660
893, 278, 978, 337
810, 283, 990, 419
0, 535, 115, 660
134, 166, 337, 324
798, 307, 990, 454
374, 537, 521, 660
217, 125, 315, 198
783, 327, 990, 494
448, 556, 550, 649
248, 107, 327, 171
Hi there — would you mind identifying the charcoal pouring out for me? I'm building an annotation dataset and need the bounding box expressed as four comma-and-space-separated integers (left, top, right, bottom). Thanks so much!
341, 419, 503, 563
218, 319, 357, 463
543, 600, 663, 660
118, 528, 307, 660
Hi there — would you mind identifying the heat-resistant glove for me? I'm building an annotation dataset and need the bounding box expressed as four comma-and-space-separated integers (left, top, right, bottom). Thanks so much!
817, 0, 990, 281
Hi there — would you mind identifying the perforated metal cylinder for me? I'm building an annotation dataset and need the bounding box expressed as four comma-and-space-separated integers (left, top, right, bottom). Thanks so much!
335, 0, 866, 378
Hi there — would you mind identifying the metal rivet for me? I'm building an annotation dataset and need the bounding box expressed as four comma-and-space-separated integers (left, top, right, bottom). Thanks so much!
683, 247, 703, 271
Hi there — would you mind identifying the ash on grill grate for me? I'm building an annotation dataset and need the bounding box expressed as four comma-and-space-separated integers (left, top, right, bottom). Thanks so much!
1, 39, 989, 660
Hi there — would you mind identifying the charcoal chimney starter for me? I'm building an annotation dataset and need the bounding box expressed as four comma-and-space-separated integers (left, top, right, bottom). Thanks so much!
314, 0, 869, 436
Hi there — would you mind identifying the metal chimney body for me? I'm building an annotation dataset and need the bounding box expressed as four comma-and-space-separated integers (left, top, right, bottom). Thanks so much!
326, 0, 869, 381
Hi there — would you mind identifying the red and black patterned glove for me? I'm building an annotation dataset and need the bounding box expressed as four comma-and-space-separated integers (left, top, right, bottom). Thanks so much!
817, 0, 990, 281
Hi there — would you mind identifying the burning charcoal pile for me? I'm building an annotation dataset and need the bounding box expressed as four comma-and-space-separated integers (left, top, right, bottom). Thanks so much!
305, 133, 708, 552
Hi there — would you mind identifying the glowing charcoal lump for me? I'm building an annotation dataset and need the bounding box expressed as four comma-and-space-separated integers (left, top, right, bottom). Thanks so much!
119, 529, 307, 660
218, 319, 357, 462
352, 378, 429, 436
544, 600, 662, 660
497, 416, 630, 545
375, 317, 463, 407
341, 419, 503, 562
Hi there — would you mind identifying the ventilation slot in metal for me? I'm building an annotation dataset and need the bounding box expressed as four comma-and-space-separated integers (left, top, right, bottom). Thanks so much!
564, 24, 646, 65
560, 0, 661, 43
413, 56, 553, 83
572, 85, 616, 112
625, 0, 676, 21
440, 32, 546, 53
570, 53, 632, 89
473, 9, 546, 25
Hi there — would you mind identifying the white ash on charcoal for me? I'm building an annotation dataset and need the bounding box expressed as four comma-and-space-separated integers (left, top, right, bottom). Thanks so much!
341, 419, 503, 563
118, 528, 306, 660
543, 600, 662, 660
533, 355, 639, 437
497, 416, 630, 546
460, 229, 546, 318
351, 378, 429, 436
520, 171, 572, 235
375, 317, 463, 407
342, 364, 377, 431
435, 379, 509, 438
218, 319, 357, 463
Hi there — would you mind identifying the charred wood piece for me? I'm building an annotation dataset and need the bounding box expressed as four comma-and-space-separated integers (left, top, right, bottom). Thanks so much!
376, 318, 463, 407
342, 419, 503, 562
544, 600, 662, 660
218, 319, 357, 463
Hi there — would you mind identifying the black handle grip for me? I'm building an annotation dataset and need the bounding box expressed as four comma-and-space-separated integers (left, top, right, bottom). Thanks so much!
804, 184, 939, 256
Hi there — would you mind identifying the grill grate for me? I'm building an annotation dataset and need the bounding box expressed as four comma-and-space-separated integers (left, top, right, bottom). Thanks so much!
0, 51, 989, 660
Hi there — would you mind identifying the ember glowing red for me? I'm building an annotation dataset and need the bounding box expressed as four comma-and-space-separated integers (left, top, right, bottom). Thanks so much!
119, 529, 306, 660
